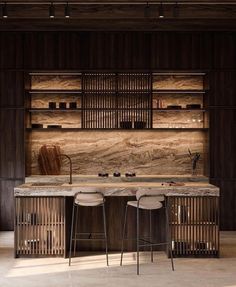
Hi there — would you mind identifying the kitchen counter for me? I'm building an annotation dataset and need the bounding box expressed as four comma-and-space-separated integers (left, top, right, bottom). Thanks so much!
14, 175, 219, 197
14, 175, 220, 258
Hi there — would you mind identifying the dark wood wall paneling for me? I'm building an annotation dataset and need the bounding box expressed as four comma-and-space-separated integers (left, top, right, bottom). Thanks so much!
0, 31, 236, 230
0, 33, 25, 230
209, 33, 236, 230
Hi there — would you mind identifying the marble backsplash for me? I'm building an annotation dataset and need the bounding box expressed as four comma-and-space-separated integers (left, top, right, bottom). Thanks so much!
26, 131, 207, 176
153, 75, 204, 90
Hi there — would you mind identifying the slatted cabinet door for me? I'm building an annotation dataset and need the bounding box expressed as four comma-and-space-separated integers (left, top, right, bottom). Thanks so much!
168, 196, 219, 257
15, 197, 65, 257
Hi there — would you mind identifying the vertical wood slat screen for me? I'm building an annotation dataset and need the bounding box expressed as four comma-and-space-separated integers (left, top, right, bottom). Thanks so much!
81, 72, 152, 129
15, 197, 65, 257
168, 196, 219, 257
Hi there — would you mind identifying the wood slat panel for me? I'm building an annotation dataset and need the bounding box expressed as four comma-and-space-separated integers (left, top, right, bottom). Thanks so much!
82, 72, 152, 129
15, 197, 65, 257
168, 196, 219, 257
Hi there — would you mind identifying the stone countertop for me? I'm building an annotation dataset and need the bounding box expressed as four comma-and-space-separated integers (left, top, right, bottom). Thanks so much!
24, 175, 209, 183
14, 175, 220, 197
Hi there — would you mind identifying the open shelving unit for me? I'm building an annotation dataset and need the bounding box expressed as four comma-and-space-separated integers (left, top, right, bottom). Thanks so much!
25, 71, 209, 131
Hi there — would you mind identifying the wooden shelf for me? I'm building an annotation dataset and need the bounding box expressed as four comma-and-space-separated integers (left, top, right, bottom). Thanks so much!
152, 128, 208, 131
28, 108, 82, 112
152, 108, 206, 112
27, 89, 82, 94
153, 89, 206, 94
26, 127, 208, 131
170, 222, 217, 226
26, 128, 81, 131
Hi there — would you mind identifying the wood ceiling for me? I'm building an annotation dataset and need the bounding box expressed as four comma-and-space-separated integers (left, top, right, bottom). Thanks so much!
1, 0, 236, 31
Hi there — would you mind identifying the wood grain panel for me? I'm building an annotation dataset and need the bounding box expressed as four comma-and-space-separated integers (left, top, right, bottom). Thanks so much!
210, 109, 236, 179
23, 32, 86, 70
23, 33, 60, 70
0, 33, 23, 69
150, 32, 213, 70
0, 72, 24, 107
31, 75, 81, 90
210, 71, 236, 106
0, 179, 24, 231
153, 75, 203, 90
213, 33, 236, 69
0, 109, 25, 178
210, 179, 236, 231
84, 32, 151, 70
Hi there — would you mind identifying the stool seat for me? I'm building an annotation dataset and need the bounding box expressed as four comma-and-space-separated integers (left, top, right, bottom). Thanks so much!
127, 200, 163, 210
75, 192, 104, 206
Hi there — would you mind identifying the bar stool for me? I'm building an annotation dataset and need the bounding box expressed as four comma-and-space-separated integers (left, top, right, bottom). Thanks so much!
69, 191, 108, 266
120, 191, 174, 275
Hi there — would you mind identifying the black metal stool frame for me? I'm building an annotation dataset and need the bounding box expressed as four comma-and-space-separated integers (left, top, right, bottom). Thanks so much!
120, 195, 174, 275
69, 191, 109, 266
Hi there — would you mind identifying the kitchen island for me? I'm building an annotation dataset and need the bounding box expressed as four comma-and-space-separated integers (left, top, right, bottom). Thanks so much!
14, 176, 220, 258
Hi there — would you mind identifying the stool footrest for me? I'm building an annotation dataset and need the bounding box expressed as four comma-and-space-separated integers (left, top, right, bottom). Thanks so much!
73, 232, 106, 240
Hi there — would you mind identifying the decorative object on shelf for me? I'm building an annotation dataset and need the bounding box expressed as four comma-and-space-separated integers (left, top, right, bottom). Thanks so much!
24, 239, 40, 252
172, 241, 190, 252
186, 104, 201, 109
162, 181, 185, 187
125, 172, 136, 177
69, 102, 77, 109
157, 99, 164, 108
59, 102, 67, 109
188, 148, 201, 175
166, 105, 182, 109
57, 154, 73, 184
48, 102, 56, 109
153, 99, 158, 108
134, 121, 146, 129
47, 125, 62, 129
120, 121, 132, 129
98, 172, 109, 177
195, 241, 207, 250
113, 172, 121, 177
31, 123, 43, 129
38, 144, 61, 175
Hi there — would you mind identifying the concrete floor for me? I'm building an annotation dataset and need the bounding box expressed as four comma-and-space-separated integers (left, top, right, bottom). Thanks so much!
0, 232, 236, 287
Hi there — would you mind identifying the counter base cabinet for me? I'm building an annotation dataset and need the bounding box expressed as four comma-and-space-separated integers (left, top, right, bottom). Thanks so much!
14, 196, 219, 258
15, 197, 65, 258
168, 196, 219, 258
